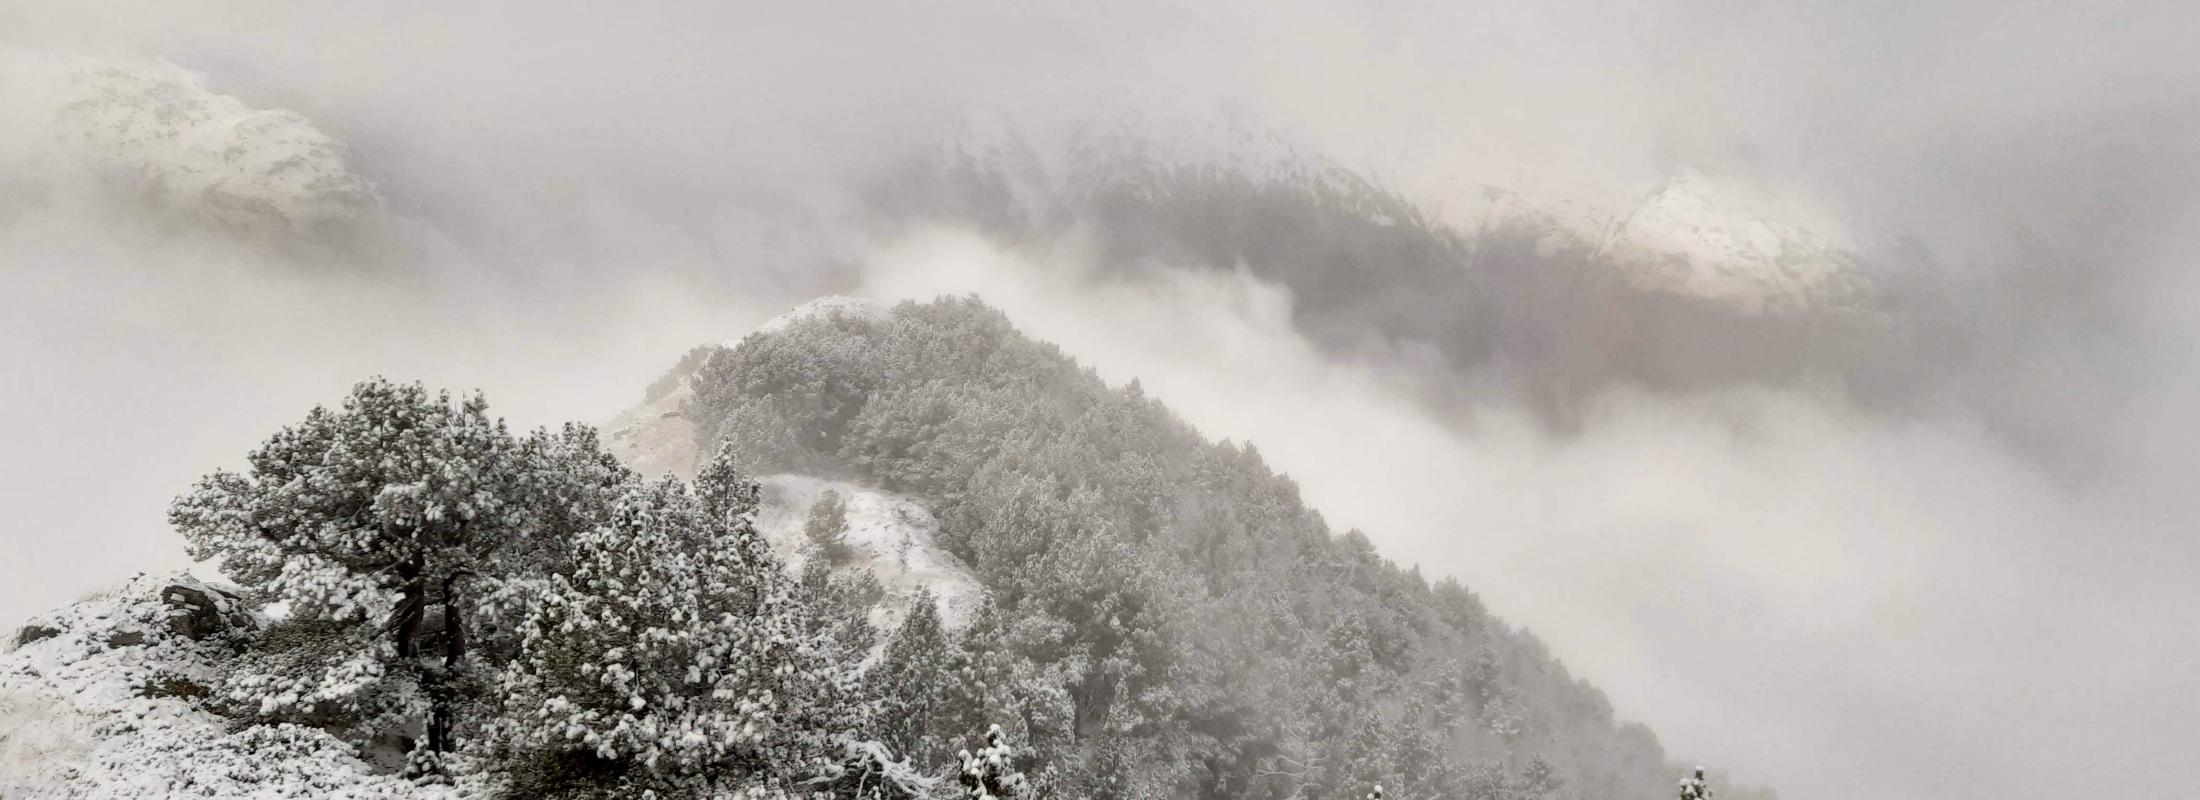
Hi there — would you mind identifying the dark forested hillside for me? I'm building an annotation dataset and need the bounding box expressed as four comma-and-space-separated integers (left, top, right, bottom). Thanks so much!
687, 297, 1679, 800
860, 126, 1945, 426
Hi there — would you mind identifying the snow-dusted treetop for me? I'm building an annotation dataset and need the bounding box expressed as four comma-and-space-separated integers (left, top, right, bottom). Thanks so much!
752, 295, 890, 337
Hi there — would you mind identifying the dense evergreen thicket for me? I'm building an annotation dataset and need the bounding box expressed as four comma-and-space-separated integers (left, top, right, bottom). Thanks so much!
150, 299, 1738, 798
690, 297, 1675, 800
167, 380, 1001, 798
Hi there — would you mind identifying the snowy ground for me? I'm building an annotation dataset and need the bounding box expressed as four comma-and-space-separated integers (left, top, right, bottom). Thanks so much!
0, 574, 448, 799
602, 380, 702, 481
752, 474, 986, 636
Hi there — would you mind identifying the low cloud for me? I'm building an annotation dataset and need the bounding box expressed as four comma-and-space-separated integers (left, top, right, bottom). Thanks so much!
854, 228, 2200, 800
4, 2, 2197, 798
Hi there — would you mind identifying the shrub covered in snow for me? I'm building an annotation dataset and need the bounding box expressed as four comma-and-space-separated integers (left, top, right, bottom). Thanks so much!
956, 724, 1028, 800
484, 458, 869, 795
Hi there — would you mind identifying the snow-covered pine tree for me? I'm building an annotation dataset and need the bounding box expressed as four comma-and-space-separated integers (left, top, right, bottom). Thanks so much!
956, 724, 1028, 800
489, 447, 866, 796
872, 588, 950, 763
1679, 766, 1713, 800
806, 488, 854, 565
804, 739, 936, 800
169, 378, 597, 767
797, 556, 885, 671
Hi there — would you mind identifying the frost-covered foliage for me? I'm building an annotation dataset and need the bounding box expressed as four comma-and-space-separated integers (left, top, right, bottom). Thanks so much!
1679, 766, 1712, 800
804, 739, 936, 800
806, 489, 855, 566
121, 380, 926, 798
872, 590, 949, 758
956, 725, 1027, 800
486, 456, 868, 795
167, 379, 635, 765
691, 296, 1678, 800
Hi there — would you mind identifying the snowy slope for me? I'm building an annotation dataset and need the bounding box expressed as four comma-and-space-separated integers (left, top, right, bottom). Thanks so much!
751, 475, 985, 634
602, 379, 703, 481
1592, 171, 1876, 314
0, 574, 446, 799
605, 300, 987, 635
1455, 169, 1879, 315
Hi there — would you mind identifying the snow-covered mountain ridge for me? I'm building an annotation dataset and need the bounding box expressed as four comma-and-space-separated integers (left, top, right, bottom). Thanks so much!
603, 296, 986, 636
1561, 171, 1878, 315
0, 49, 380, 240
905, 114, 1896, 318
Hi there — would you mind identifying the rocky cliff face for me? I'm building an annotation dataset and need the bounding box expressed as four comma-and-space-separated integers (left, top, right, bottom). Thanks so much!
1, 50, 382, 244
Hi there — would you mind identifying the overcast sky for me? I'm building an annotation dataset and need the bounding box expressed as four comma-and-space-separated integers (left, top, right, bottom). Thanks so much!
4, 2, 2197, 799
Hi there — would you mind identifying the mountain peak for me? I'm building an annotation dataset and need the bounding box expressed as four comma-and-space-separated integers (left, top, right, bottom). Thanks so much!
1594, 170, 1877, 314
752, 295, 888, 338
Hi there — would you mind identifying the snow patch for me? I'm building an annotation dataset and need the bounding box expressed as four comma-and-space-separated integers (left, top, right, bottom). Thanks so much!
752, 475, 985, 634
1595, 171, 1873, 314
1454, 169, 1878, 315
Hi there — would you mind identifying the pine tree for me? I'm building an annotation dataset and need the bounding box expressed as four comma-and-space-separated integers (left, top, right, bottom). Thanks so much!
807, 488, 854, 565
873, 589, 950, 761
957, 724, 1028, 800
805, 740, 936, 800
1679, 766, 1713, 800
488, 448, 863, 794
169, 378, 590, 766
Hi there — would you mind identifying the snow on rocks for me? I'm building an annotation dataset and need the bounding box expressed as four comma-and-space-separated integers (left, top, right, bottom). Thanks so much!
753, 475, 985, 634
1594, 170, 1874, 315
0, 573, 445, 799
0, 49, 382, 239
1455, 168, 1885, 317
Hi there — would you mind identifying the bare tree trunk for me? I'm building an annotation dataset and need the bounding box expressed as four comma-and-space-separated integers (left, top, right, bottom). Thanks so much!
425, 569, 474, 757
392, 552, 424, 659
442, 570, 469, 669
387, 549, 427, 762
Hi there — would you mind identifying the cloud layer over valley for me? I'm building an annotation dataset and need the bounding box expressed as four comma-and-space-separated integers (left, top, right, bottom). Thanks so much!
4, 2, 2197, 798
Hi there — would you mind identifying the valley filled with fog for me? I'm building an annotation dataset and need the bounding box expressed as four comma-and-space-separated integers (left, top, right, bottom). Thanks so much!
4, 3, 2198, 798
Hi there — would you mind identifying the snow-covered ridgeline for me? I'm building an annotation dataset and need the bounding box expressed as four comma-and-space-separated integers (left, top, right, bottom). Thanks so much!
605, 297, 986, 638
751, 295, 889, 338
0, 49, 379, 236
1457, 169, 1878, 314
939, 113, 1890, 317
